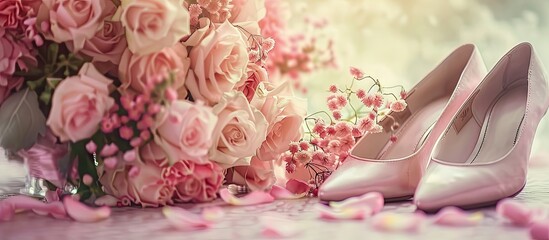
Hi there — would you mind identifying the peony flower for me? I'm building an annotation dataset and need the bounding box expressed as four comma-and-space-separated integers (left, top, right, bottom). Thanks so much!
186, 20, 249, 105
75, 20, 127, 75
169, 160, 224, 203
231, 157, 276, 191
118, 43, 190, 94
253, 82, 307, 162
47, 63, 114, 142
0, 1, 27, 29
153, 100, 217, 165
120, 0, 190, 55
37, 0, 116, 51
127, 162, 175, 207
235, 63, 268, 102
209, 91, 268, 168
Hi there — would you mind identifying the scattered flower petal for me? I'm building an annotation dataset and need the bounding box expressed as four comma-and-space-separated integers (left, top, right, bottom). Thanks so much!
94, 195, 119, 207
270, 185, 306, 200
201, 207, 225, 222
260, 214, 301, 238
317, 204, 372, 221
220, 189, 275, 206
163, 206, 211, 231
0, 195, 66, 220
286, 179, 310, 194
530, 220, 549, 240
63, 197, 111, 223
329, 192, 384, 213
496, 199, 534, 226
0, 202, 15, 221
371, 213, 425, 233
432, 207, 483, 226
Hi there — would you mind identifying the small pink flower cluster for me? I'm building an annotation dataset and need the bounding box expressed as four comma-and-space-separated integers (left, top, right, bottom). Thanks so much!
259, 0, 336, 91
0, 0, 42, 105
279, 67, 408, 195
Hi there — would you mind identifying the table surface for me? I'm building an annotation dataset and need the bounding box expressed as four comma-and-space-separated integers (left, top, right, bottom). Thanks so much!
1, 153, 548, 240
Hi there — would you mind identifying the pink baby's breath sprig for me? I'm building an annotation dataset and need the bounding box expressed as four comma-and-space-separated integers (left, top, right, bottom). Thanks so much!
280, 67, 408, 196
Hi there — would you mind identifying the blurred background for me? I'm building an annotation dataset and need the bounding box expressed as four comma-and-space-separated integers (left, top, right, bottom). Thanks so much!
288, 0, 549, 161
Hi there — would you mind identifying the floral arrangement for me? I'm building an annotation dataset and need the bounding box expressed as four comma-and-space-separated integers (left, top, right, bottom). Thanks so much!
0, 0, 313, 207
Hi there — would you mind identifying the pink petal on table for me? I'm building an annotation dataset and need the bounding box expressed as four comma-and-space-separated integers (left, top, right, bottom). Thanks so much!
260, 215, 301, 238
530, 220, 549, 240
371, 213, 425, 233
317, 204, 372, 221
201, 207, 225, 222
496, 198, 533, 226
219, 189, 275, 206
285, 179, 310, 195
0, 202, 15, 221
94, 195, 119, 207
329, 192, 384, 214
163, 206, 212, 231
63, 197, 111, 223
269, 185, 307, 200
432, 207, 483, 226
32, 201, 67, 219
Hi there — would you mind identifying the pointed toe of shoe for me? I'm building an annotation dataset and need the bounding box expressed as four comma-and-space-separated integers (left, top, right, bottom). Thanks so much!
318, 158, 414, 202
414, 163, 526, 212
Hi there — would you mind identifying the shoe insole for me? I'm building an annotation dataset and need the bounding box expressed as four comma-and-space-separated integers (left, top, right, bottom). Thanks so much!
378, 97, 449, 159
465, 83, 527, 164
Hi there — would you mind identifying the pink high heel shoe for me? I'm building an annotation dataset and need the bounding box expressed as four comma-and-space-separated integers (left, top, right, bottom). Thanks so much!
319, 44, 487, 202
414, 43, 549, 211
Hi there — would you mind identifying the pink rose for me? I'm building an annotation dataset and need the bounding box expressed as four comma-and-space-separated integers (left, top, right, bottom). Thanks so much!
186, 20, 249, 105
231, 157, 275, 191
118, 43, 190, 94
73, 20, 127, 75
235, 63, 268, 102
37, 0, 116, 51
229, 0, 266, 35
153, 100, 217, 165
209, 91, 268, 168
253, 82, 307, 161
140, 142, 169, 168
120, 0, 190, 55
169, 160, 224, 203
127, 159, 174, 207
99, 163, 133, 202
0, 33, 30, 89
47, 63, 114, 142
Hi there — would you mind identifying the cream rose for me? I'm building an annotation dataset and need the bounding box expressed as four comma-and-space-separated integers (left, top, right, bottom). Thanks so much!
118, 43, 190, 94
153, 100, 217, 165
253, 81, 307, 162
47, 63, 114, 142
120, 0, 190, 55
186, 20, 249, 105
209, 91, 268, 168
37, 0, 116, 51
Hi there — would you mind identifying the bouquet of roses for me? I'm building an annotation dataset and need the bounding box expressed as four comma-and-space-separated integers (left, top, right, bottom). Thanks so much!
0, 0, 308, 207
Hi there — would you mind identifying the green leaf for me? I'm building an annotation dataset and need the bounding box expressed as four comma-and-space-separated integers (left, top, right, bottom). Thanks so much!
47, 43, 59, 65
0, 89, 47, 151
